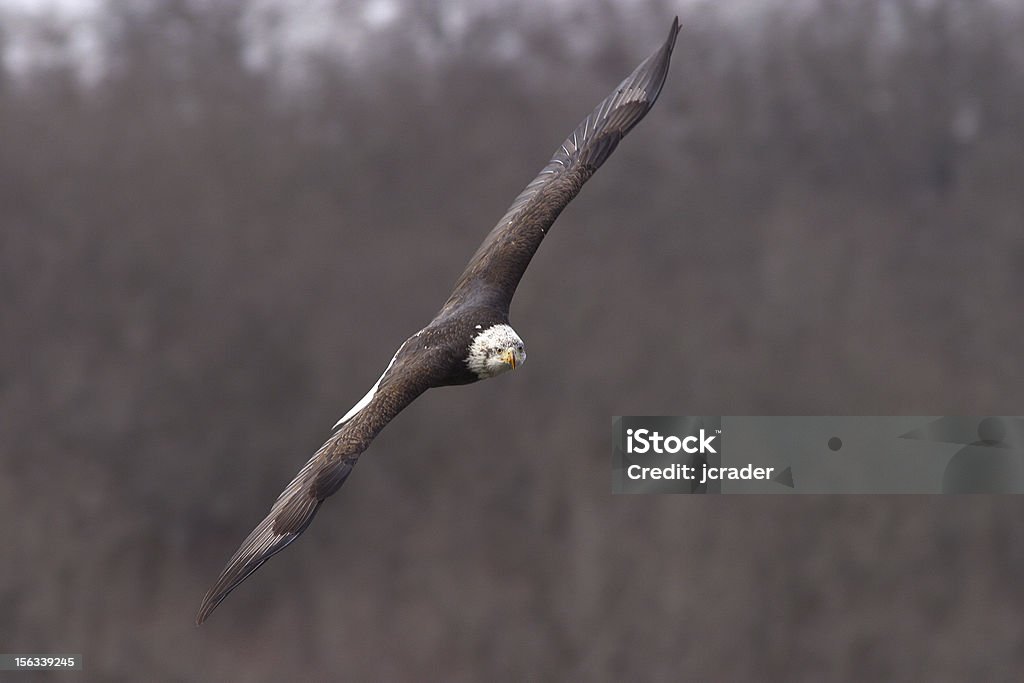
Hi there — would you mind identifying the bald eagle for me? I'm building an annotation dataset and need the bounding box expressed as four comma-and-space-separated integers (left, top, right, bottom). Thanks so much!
197, 17, 680, 624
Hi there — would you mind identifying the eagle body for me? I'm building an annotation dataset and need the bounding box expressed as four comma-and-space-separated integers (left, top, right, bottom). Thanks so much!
197, 17, 680, 624
414, 311, 519, 387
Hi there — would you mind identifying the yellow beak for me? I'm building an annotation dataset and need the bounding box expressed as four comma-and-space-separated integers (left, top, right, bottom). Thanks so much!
503, 349, 516, 370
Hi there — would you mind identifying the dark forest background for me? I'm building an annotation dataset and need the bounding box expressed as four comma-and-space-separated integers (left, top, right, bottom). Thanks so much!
2, 0, 1023, 679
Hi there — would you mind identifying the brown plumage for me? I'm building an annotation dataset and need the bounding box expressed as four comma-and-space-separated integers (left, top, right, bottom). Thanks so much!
196, 17, 679, 624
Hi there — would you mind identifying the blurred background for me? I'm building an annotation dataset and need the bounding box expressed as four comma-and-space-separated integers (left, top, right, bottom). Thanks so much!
2, 0, 1023, 679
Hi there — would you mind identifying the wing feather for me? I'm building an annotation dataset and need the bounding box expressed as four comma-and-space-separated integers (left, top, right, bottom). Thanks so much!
196, 353, 430, 624
440, 17, 680, 316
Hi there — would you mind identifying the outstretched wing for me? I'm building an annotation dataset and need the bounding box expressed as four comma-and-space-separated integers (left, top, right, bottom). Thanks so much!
440, 17, 679, 317
196, 349, 431, 624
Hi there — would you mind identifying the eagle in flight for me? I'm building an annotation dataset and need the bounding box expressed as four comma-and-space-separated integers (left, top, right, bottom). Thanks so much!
197, 17, 679, 624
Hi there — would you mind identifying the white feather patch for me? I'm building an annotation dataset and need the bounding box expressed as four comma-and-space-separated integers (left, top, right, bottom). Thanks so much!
332, 341, 405, 430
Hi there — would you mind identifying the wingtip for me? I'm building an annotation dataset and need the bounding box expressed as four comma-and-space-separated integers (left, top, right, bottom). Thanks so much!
669, 16, 681, 47
196, 586, 231, 625
194, 567, 246, 626
195, 597, 216, 625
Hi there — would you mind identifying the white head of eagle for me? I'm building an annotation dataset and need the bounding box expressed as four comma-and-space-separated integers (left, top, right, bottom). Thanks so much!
466, 324, 526, 380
